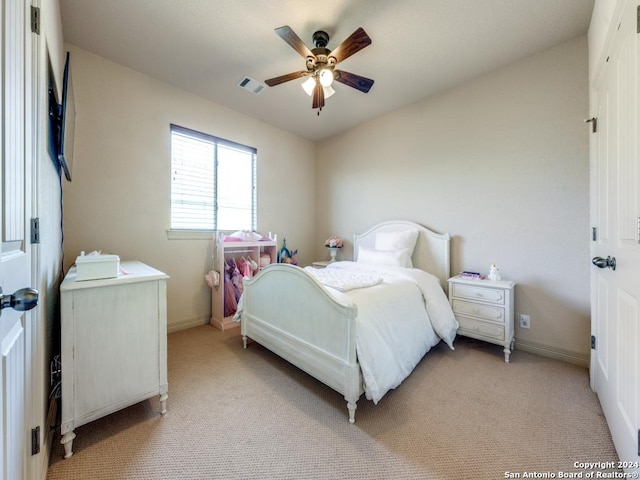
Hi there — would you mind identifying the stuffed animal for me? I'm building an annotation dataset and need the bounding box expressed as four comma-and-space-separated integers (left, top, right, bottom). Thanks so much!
488, 264, 501, 281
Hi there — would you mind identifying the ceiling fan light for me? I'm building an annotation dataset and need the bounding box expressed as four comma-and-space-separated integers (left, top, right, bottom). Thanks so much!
319, 68, 334, 87
323, 85, 335, 99
301, 76, 316, 96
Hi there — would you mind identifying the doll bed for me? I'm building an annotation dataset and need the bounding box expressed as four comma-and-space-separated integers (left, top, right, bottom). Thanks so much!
237, 220, 457, 423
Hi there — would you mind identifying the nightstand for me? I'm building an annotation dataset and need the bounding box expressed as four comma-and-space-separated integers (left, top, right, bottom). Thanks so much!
448, 275, 516, 362
311, 260, 332, 269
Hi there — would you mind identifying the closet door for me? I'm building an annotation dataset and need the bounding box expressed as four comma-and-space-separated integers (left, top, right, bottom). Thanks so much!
590, 0, 640, 468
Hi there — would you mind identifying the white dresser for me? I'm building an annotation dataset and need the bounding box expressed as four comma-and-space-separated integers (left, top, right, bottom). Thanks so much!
448, 275, 516, 362
59, 261, 169, 458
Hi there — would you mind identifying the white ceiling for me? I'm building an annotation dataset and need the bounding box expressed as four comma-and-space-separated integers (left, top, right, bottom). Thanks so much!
59, 0, 595, 142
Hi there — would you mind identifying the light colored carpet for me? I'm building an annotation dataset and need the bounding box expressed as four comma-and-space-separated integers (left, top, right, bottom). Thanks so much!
47, 325, 620, 480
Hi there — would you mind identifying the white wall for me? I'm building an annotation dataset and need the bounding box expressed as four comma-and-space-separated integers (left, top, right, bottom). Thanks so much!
43, 0, 65, 99
316, 36, 590, 364
62, 45, 316, 331
34, 0, 66, 475
63, 34, 590, 362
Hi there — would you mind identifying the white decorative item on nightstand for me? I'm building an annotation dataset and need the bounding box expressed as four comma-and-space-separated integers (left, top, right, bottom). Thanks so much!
59, 261, 169, 458
487, 264, 501, 281
448, 275, 515, 362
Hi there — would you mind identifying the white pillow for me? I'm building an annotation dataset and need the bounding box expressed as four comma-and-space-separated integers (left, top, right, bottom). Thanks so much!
357, 246, 411, 268
374, 229, 419, 268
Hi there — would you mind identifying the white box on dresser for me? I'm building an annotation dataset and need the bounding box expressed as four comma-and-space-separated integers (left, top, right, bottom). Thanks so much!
59, 261, 169, 458
448, 275, 516, 362
74, 253, 120, 281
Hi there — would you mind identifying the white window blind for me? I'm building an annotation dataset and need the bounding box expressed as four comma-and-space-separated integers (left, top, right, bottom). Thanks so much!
170, 125, 256, 232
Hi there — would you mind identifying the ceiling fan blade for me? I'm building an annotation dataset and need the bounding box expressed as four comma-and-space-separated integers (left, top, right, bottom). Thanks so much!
328, 27, 372, 64
274, 26, 314, 59
264, 71, 309, 87
312, 81, 325, 110
334, 70, 374, 93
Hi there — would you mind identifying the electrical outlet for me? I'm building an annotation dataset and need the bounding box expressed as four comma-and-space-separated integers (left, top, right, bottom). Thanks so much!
519, 314, 530, 329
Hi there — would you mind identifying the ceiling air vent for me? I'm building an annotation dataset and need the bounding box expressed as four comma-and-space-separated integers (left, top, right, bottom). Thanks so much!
237, 76, 266, 95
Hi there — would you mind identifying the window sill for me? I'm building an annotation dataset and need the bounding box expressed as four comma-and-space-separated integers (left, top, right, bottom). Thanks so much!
166, 229, 214, 240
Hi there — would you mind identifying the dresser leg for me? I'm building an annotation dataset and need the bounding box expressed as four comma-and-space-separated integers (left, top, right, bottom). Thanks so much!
159, 392, 168, 415
61, 431, 76, 459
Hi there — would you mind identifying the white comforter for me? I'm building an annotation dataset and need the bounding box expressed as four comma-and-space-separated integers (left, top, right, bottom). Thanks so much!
304, 267, 383, 291
304, 261, 459, 404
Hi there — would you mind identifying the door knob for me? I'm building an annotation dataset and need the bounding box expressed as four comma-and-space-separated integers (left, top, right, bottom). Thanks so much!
0, 287, 39, 316
592, 256, 616, 270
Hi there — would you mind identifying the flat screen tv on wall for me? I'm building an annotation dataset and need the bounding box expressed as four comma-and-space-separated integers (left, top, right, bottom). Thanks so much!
50, 52, 75, 181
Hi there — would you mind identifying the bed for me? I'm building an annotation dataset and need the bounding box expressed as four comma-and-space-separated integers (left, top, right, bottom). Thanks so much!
236, 220, 458, 423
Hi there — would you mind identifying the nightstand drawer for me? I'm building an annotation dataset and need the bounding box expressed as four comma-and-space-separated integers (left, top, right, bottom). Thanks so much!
457, 316, 505, 340
451, 283, 505, 305
452, 299, 505, 323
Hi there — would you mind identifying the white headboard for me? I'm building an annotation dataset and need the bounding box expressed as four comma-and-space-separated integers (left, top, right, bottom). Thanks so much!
353, 220, 451, 289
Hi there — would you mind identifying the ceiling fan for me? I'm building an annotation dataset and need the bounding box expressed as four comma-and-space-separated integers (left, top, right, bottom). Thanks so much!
264, 26, 374, 113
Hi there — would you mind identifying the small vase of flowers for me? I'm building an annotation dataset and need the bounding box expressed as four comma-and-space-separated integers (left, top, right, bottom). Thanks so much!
325, 236, 343, 262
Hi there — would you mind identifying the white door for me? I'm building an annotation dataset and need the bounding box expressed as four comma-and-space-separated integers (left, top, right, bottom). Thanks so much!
0, 1, 34, 479
591, 0, 640, 469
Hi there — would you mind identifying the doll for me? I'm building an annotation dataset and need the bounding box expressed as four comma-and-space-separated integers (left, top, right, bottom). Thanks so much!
488, 264, 501, 281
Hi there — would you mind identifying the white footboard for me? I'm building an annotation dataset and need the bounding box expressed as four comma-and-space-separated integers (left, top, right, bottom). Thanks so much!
240, 264, 363, 423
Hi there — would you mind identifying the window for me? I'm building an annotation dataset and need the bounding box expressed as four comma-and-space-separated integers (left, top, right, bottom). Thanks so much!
170, 125, 257, 233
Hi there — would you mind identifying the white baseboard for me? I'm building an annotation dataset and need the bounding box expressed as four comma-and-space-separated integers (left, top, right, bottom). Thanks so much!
515, 338, 590, 368
167, 315, 209, 334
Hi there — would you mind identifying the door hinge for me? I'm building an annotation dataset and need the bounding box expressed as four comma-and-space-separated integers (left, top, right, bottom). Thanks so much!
591, 335, 596, 349
584, 117, 597, 133
30, 6, 40, 35
637, 5, 639, 34
31, 426, 40, 455
592, 227, 597, 241
30, 218, 40, 244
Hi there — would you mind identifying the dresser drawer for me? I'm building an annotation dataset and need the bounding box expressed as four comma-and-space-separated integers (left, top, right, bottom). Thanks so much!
451, 283, 505, 305
457, 316, 505, 341
452, 299, 505, 323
